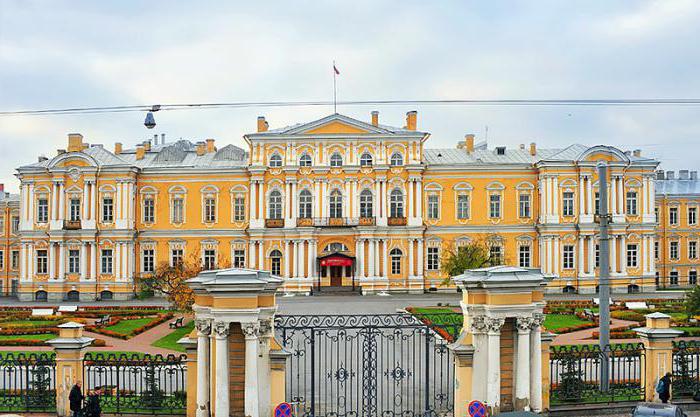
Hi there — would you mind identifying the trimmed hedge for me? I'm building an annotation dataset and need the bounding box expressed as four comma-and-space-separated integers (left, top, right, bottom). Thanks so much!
86, 313, 174, 340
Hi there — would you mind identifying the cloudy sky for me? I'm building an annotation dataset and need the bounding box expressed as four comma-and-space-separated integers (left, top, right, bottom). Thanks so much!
1, 0, 699, 192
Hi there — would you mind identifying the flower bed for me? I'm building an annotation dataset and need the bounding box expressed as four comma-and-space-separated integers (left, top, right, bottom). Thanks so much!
86, 313, 174, 340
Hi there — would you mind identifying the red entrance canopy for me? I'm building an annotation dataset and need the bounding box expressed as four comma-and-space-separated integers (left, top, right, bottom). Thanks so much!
320, 256, 353, 267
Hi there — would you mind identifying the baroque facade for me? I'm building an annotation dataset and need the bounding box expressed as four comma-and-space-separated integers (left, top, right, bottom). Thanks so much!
5, 111, 677, 300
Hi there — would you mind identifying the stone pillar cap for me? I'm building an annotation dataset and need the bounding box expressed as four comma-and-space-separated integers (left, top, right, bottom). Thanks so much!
645, 312, 671, 319
58, 321, 85, 328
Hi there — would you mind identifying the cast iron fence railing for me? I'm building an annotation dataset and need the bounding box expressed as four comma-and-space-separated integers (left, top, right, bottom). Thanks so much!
275, 313, 462, 417
0, 352, 56, 413
549, 343, 645, 406
83, 352, 187, 415
673, 340, 700, 397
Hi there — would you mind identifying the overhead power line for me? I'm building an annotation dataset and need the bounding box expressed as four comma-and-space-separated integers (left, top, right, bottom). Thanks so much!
3, 98, 700, 116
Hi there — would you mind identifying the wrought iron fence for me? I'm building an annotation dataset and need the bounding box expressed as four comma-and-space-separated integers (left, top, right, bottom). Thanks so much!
83, 352, 187, 415
549, 343, 645, 406
275, 313, 462, 417
673, 340, 700, 397
0, 352, 56, 413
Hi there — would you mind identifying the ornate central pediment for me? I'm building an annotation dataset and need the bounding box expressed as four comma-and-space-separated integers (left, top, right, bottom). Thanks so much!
278, 114, 397, 136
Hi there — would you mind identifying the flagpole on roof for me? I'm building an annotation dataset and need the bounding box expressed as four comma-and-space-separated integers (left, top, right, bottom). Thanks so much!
333, 61, 338, 114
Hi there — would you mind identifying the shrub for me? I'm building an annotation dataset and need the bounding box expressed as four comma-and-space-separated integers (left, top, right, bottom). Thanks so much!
611, 310, 646, 323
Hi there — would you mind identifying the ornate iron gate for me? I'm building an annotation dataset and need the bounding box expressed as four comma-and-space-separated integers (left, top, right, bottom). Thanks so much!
275, 313, 462, 417
672, 340, 700, 397
0, 352, 56, 413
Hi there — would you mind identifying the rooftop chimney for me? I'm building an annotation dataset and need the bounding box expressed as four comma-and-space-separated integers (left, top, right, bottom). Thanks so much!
153, 134, 159, 145
114, 142, 123, 154
633, 149, 642, 157
530, 142, 537, 156
161, 133, 165, 144
136, 145, 145, 160
465, 134, 475, 153
680, 170, 689, 180
405, 111, 417, 131
196, 141, 206, 156
667, 171, 675, 180
692, 171, 698, 180
143, 140, 151, 152
206, 138, 216, 153
257, 116, 269, 133
519, 143, 525, 150
67, 133, 85, 153
371, 111, 379, 127
496, 146, 506, 156
656, 170, 665, 180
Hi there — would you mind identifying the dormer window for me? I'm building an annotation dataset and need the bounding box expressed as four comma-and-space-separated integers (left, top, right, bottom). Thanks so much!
496, 147, 506, 155
330, 152, 343, 167
269, 153, 282, 168
299, 153, 312, 167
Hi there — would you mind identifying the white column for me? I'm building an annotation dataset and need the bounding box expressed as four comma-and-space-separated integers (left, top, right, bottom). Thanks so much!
579, 175, 585, 217
351, 180, 358, 217
642, 235, 648, 274
115, 182, 122, 221
382, 239, 388, 278
18, 184, 25, 226
552, 176, 559, 219
408, 179, 414, 219
544, 177, 552, 217
515, 318, 531, 410
242, 322, 259, 417
128, 182, 135, 227
544, 238, 552, 275
610, 235, 617, 273
250, 181, 257, 221
381, 180, 387, 220
486, 318, 503, 409
357, 239, 364, 278
57, 242, 65, 281
408, 239, 415, 278
58, 182, 66, 221
249, 241, 256, 269
80, 242, 87, 280
344, 181, 350, 217
213, 322, 230, 417
553, 237, 560, 276
311, 240, 317, 277
82, 182, 89, 221
368, 239, 376, 278
416, 239, 424, 278
530, 317, 543, 412
293, 241, 299, 278
90, 242, 97, 279
649, 235, 656, 274
90, 181, 96, 221
258, 182, 264, 220
258, 241, 264, 270
291, 181, 298, 223
610, 177, 617, 216
305, 240, 312, 279
416, 180, 423, 219
257, 322, 272, 417
284, 240, 290, 278
617, 176, 624, 216
284, 181, 291, 223
538, 238, 545, 274
578, 236, 585, 277
587, 175, 593, 215
355, 239, 362, 278
538, 178, 545, 222
620, 234, 627, 276
27, 183, 34, 226
28, 243, 35, 279
588, 237, 595, 276
314, 180, 321, 218
114, 242, 121, 280
321, 181, 328, 218
374, 181, 381, 223
195, 320, 210, 417
20, 243, 26, 281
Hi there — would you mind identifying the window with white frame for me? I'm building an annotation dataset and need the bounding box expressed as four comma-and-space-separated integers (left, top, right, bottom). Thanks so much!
489, 194, 501, 218
691, 270, 698, 285
426, 246, 439, 271
11, 250, 18, 270
102, 197, 114, 222
670, 207, 679, 225
670, 270, 679, 285
690, 207, 698, 226
143, 249, 155, 273
37, 198, 49, 223
233, 196, 245, 221
427, 195, 439, 220
626, 191, 638, 215
269, 153, 282, 168
204, 197, 216, 223
690, 240, 698, 259
299, 190, 313, 218
390, 189, 404, 218
519, 245, 531, 267
626, 244, 638, 268
655, 241, 659, 260
670, 241, 679, 260
69, 198, 81, 221
562, 192, 574, 216
329, 190, 343, 218
203, 249, 216, 270
101, 249, 113, 274
268, 190, 283, 219
330, 152, 343, 167
172, 197, 184, 224
490, 245, 502, 265
360, 189, 373, 218
68, 249, 80, 274
596, 244, 600, 267
360, 153, 373, 167
390, 152, 403, 166
11, 217, 18, 233
563, 245, 575, 269
457, 194, 470, 219
390, 248, 402, 274
299, 153, 312, 167
270, 250, 282, 275
519, 194, 531, 218
171, 248, 183, 267
143, 198, 155, 223
36, 250, 48, 274
233, 249, 245, 268
655, 207, 659, 222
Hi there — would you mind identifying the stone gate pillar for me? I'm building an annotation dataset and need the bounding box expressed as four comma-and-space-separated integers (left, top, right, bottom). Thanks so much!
47, 322, 94, 417
184, 268, 283, 417
635, 312, 682, 401
451, 266, 545, 415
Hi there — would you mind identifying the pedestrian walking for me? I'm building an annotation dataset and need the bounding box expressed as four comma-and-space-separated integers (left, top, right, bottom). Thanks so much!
69, 381, 84, 417
84, 386, 103, 417
656, 372, 672, 403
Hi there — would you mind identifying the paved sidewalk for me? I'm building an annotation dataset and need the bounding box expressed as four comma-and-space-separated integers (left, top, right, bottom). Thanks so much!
553, 318, 639, 345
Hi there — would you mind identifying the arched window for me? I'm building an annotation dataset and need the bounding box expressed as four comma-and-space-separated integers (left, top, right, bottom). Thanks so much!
390, 152, 403, 166
329, 190, 343, 218
562, 285, 576, 294
67, 290, 80, 301
35, 290, 48, 302
390, 189, 404, 218
324, 242, 348, 252
268, 190, 283, 219
269, 153, 282, 168
360, 153, 373, 167
270, 250, 282, 276
390, 248, 402, 274
100, 290, 114, 300
330, 152, 343, 167
299, 153, 312, 167
299, 189, 313, 218
360, 189, 373, 218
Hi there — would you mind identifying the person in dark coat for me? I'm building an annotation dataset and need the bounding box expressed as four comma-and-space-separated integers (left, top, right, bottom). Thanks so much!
658, 372, 672, 403
68, 381, 84, 417
84, 386, 103, 417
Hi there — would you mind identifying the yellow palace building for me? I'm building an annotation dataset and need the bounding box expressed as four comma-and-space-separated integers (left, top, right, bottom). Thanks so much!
4, 111, 683, 301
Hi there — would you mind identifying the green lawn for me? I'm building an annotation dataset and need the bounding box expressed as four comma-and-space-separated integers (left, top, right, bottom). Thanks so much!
152, 321, 194, 352
1, 320, 60, 327
543, 314, 592, 331
0, 333, 55, 341
105, 317, 157, 335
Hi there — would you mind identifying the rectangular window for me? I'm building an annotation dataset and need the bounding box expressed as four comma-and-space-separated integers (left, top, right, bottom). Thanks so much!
690, 207, 698, 226
626, 191, 637, 215
101, 249, 113, 274
172, 198, 184, 223
233, 249, 246, 268
595, 244, 600, 268
203, 249, 216, 270
655, 207, 659, 223
102, 197, 114, 222
0, 250, 4, 270
691, 270, 698, 286
68, 249, 80, 274
427, 195, 439, 220
204, 198, 216, 223
391, 254, 401, 275
519, 245, 531, 268
670, 207, 678, 225
11, 217, 18, 233
490, 245, 502, 265
70, 198, 81, 221
36, 250, 48, 274
143, 199, 155, 223
457, 194, 470, 219
626, 244, 638, 268
489, 194, 501, 218
11, 251, 19, 270
595, 192, 600, 215
519, 194, 530, 218
37, 199, 49, 223
143, 249, 154, 273
171, 249, 183, 267
690, 241, 698, 260
670, 241, 679, 260
562, 192, 574, 216
563, 245, 575, 269
233, 197, 246, 221
655, 241, 659, 260
426, 247, 439, 271
670, 271, 679, 286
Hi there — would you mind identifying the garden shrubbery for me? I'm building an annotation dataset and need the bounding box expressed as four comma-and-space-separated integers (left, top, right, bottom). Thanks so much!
86, 313, 174, 340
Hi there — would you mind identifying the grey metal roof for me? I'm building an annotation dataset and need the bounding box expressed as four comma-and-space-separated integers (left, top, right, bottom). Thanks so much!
656, 179, 700, 196
423, 144, 589, 165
